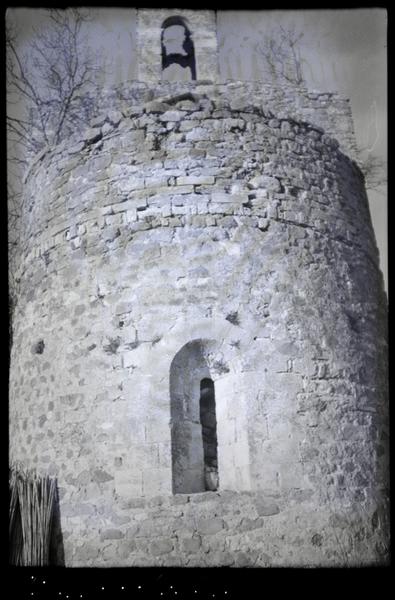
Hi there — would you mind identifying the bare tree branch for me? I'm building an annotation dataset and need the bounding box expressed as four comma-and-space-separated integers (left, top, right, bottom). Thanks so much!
256, 25, 305, 86
7, 8, 104, 351
358, 149, 387, 193
7, 8, 101, 154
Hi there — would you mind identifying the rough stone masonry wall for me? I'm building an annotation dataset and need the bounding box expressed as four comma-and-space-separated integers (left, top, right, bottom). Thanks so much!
46, 80, 358, 164
9, 84, 388, 566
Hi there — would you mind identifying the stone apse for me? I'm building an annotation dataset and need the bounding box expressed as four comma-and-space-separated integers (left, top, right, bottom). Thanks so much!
9, 9, 388, 566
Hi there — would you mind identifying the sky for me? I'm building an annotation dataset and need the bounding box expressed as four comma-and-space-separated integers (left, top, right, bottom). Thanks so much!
7, 8, 387, 290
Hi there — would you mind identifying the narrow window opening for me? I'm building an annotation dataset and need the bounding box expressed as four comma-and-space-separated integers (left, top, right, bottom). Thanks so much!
199, 378, 219, 491
161, 16, 196, 81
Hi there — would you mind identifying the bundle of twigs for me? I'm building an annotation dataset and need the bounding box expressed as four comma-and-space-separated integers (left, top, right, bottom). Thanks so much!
9, 466, 23, 565
9, 465, 57, 566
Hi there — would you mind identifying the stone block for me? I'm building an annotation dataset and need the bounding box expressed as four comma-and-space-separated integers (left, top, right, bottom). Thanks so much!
179, 120, 200, 131
73, 541, 100, 562
102, 123, 113, 136
176, 175, 215, 186
122, 104, 144, 117
115, 301, 134, 315
177, 100, 199, 111
108, 199, 134, 214
254, 498, 280, 516
100, 529, 125, 541
196, 517, 225, 535
111, 514, 131, 526
150, 538, 174, 555
144, 176, 169, 189
134, 518, 157, 537
108, 111, 123, 126
84, 128, 102, 144
235, 550, 257, 567
211, 192, 241, 203
117, 539, 137, 559
167, 216, 182, 227
92, 469, 114, 483
181, 536, 201, 553
248, 175, 281, 191
171, 494, 190, 505
167, 185, 195, 195
207, 550, 235, 566
159, 110, 183, 122
217, 216, 237, 228
160, 204, 172, 217
190, 215, 207, 227
105, 214, 124, 227
125, 524, 141, 538
171, 205, 189, 215
185, 128, 210, 141
144, 100, 172, 113
126, 209, 138, 223
90, 114, 107, 128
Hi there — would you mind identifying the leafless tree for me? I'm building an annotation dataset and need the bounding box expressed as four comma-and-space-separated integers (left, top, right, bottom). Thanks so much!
8, 179, 22, 352
7, 8, 102, 351
256, 25, 305, 86
7, 8, 101, 158
358, 150, 387, 193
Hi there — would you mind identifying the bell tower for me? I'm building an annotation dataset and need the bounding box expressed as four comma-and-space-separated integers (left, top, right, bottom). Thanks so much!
136, 9, 218, 82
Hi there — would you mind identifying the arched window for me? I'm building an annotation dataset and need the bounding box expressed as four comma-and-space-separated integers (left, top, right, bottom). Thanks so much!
169, 338, 250, 494
170, 339, 219, 494
161, 16, 196, 81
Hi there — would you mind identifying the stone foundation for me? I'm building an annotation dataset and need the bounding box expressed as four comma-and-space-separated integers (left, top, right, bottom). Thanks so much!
60, 490, 389, 567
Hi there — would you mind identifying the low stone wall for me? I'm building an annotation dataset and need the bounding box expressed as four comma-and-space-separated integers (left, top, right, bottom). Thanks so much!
61, 490, 388, 567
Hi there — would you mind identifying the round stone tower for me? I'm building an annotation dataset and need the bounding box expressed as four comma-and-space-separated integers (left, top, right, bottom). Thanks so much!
9, 9, 388, 567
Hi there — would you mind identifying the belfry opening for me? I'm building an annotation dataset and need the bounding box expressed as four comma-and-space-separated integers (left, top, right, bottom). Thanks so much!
161, 16, 196, 81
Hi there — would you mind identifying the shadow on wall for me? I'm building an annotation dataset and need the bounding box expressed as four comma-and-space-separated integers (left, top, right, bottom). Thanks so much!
50, 485, 65, 566
200, 377, 219, 491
